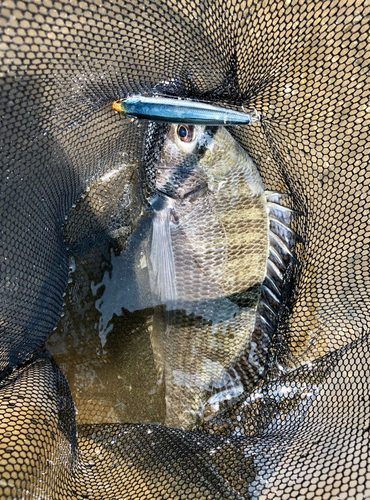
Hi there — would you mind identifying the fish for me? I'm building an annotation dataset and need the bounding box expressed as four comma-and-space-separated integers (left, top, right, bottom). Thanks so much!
144, 123, 300, 431
113, 95, 260, 125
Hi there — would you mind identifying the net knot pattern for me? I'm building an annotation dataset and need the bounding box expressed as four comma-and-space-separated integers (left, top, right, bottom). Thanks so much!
0, 0, 370, 498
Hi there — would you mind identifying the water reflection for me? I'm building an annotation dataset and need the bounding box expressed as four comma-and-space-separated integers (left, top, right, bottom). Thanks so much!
46, 216, 166, 425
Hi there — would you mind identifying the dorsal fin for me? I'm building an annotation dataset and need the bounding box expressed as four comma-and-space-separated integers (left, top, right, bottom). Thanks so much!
249, 192, 302, 383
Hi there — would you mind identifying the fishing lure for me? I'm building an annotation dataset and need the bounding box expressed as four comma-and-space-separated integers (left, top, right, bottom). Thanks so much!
113, 95, 260, 125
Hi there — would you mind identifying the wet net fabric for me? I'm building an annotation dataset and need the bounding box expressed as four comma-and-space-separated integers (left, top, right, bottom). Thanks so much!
1, 0, 370, 498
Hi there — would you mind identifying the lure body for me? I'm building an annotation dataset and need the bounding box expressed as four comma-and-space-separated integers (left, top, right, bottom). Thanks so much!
113, 96, 260, 125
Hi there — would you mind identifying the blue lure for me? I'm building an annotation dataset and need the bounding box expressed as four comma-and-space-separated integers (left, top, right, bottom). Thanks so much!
113, 95, 260, 125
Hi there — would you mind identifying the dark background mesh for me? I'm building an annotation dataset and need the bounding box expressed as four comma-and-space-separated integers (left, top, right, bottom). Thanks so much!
1, 0, 370, 498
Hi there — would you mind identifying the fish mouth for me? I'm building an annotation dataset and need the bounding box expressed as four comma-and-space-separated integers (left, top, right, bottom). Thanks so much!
157, 183, 208, 202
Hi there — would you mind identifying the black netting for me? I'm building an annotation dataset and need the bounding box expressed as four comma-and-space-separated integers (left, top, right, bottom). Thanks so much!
1, 0, 370, 498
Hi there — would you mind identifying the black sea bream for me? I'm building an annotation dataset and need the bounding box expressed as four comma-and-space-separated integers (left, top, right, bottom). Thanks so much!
144, 123, 298, 430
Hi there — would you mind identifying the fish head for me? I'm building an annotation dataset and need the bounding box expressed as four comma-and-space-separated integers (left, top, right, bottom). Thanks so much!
156, 124, 264, 199
156, 124, 212, 199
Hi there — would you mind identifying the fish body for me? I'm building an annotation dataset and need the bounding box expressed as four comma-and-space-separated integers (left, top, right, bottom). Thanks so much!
146, 124, 270, 430
113, 96, 260, 125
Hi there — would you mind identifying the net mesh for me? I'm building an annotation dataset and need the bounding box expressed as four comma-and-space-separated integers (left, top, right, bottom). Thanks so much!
1, 0, 370, 497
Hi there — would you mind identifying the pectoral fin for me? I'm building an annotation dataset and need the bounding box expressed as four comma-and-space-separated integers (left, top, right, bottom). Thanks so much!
149, 204, 176, 303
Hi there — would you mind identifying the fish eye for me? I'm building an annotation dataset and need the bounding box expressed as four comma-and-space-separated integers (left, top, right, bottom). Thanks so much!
177, 125, 195, 143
